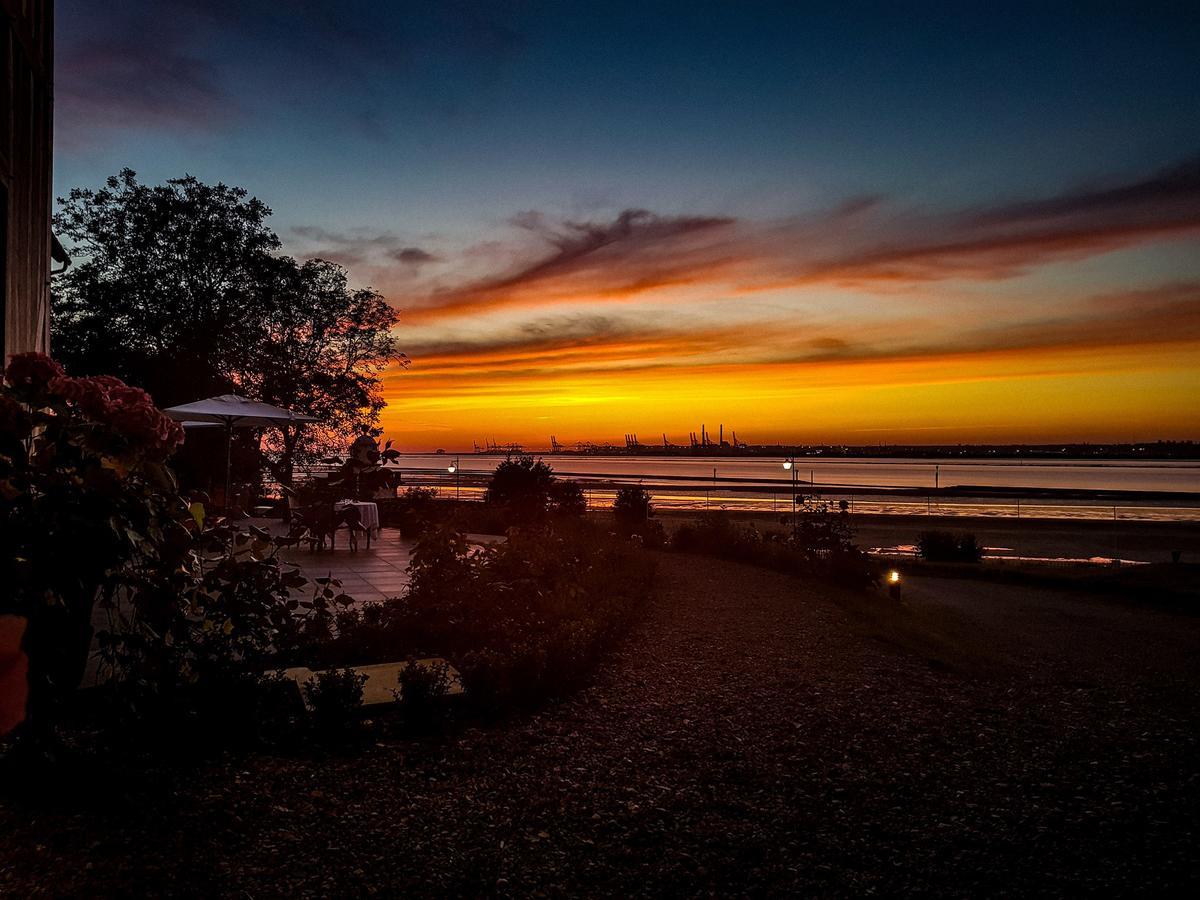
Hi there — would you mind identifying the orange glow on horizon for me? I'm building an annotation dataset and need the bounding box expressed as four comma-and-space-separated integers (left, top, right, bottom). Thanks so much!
377, 339, 1200, 450
371, 211, 1200, 452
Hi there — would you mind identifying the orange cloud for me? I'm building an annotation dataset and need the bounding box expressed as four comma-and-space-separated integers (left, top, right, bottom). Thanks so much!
392, 280, 1200, 384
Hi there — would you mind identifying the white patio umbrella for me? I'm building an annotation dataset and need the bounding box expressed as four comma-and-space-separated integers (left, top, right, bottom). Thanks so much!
164, 394, 318, 508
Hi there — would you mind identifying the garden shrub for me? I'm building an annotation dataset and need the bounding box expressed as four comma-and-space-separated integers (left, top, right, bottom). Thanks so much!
304, 667, 367, 736
380, 489, 511, 538
613, 485, 653, 528
395, 659, 452, 728
320, 519, 655, 710
612, 486, 667, 548
135, 670, 306, 752
448, 503, 513, 536
94, 534, 354, 724
549, 480, 587, 517
484, 453, 557, 522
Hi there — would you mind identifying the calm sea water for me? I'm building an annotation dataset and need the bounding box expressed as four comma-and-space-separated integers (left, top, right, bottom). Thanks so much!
389, 455, 1200, 521
395, 454, 1199, 493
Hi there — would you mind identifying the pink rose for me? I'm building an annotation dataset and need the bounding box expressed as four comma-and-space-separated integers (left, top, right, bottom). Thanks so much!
106, 384, 155, 411
103, 387, 182, 456
157, 416, 185, 449
90, 375, 127, 390
5, 352, 64, 389
109, 401, 162, 442
48, 375, 114, 419
39, 369, 182, 456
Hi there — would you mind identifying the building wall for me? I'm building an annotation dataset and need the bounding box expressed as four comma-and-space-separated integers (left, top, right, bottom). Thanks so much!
1, 0, 54, 360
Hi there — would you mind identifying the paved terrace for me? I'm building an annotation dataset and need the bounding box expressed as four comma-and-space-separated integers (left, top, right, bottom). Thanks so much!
270, 525, 505, 604
275, 526, 416, 604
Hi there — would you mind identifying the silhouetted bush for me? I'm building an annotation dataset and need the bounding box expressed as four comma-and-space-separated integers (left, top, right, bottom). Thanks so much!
918, 531, 983, 563
304, 667, 367, 737
671, 506, 876, 589
109, 669, 306, 754
395, 659, 452, 728
549, 480, 587, 517
381, 489, 516, 538
612, 486, 667, 547
321, 519, 655, 709
484, 454, 557, 522
636, 519, 669, 549
613, 486, 653, 530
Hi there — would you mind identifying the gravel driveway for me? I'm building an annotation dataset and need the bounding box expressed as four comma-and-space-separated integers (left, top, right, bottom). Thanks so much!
3, 554, 1198, 896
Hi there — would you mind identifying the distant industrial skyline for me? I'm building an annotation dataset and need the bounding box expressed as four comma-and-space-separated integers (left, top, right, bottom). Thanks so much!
54, 1, 1200, 448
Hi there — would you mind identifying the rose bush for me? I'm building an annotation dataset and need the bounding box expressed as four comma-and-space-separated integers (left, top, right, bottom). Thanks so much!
1, 354, 344, 740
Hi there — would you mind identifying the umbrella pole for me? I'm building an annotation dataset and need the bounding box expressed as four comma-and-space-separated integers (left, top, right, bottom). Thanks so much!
224, 421, 233, 514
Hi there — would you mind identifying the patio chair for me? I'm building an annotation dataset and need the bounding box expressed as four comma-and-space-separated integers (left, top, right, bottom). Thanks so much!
291, 500, 369, 552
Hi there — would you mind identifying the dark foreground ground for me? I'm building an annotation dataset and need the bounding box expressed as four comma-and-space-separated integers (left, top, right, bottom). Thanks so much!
2, 554, 1199, 896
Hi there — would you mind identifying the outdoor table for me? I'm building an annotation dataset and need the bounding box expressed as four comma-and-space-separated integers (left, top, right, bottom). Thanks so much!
336, 500, 380, 537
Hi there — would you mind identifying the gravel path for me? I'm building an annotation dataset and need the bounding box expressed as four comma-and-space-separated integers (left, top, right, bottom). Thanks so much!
3, 554, 1199, 896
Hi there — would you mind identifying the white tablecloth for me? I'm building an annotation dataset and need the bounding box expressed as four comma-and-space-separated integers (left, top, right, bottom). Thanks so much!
336, 500, 380, 535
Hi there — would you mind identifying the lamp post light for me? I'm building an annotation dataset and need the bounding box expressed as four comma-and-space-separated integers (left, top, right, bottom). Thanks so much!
783, 457, 797, 539
887, 568, 902, 601
447, 458, 460, 501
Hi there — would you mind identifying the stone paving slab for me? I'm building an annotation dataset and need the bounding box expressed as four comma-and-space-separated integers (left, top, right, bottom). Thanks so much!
279, 526, 415, 603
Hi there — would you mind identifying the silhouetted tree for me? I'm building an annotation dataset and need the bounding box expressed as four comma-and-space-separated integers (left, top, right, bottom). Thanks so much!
52, 170, 280, 403
238, 258, 404, 486
51, 170, 406, 488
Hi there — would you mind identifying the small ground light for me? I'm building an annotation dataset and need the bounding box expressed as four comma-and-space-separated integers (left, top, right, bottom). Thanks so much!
888, 569, 902, 600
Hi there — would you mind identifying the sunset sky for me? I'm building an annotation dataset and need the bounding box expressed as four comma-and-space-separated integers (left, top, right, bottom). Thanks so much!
54, 1, 1200, 449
